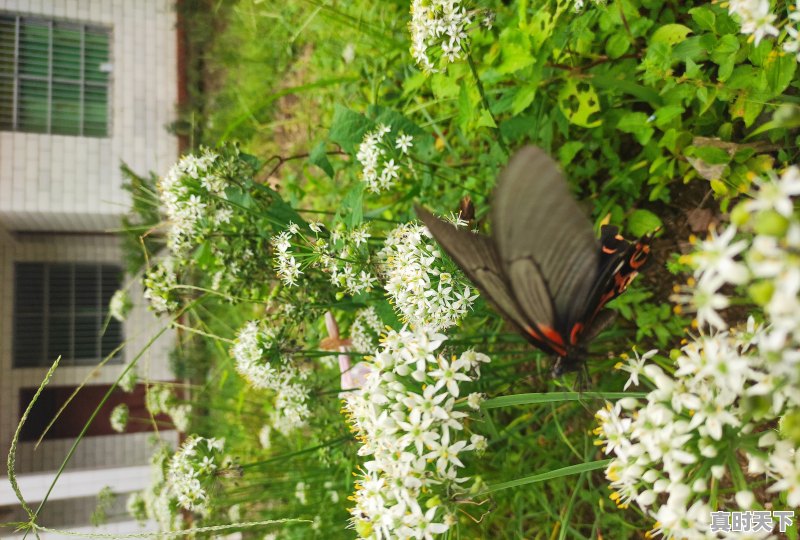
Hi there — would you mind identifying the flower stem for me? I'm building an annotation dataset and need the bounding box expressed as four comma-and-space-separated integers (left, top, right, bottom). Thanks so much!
467, 52, 508, 155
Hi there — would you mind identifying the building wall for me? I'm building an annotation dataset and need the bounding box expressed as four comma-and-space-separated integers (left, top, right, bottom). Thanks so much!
0, 0, 179, 231
0, 231, 176, 474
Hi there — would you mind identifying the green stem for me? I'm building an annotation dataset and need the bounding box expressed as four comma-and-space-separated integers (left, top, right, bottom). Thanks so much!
467, 52, 508, 155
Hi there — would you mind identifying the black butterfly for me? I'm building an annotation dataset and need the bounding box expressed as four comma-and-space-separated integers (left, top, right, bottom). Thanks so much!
416, 146, 653, 376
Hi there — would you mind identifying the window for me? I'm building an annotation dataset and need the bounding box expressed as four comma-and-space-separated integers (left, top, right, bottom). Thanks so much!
14, 263, 124, 367
18, 384, 166, 441
0, 14, 111, 136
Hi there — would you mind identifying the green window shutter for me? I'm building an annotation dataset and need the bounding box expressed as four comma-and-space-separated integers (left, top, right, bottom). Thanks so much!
0, 13, 111, 136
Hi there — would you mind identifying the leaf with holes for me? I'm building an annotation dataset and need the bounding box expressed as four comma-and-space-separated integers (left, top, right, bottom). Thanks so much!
557, 78, 602, 128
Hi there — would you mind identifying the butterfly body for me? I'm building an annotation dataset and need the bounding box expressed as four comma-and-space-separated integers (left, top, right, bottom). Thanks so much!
416, 146, 653, 376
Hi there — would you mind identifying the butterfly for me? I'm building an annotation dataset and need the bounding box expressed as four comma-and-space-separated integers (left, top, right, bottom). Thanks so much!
416, 146, 654, 376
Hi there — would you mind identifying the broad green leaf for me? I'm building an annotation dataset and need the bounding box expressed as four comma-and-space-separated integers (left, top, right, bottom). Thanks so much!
309, 141, 334, 179
329, 106, 372, 153
341, 182, 364, 228
557, 78, 602, 128
627, 208, 663, 236
651, 23, 692, 46
498, 27, 535, 74
558, 141, 584, 166
606, 33, 630, 59
689, 6, 715, 32
654, 105, 684, 129
430, 71, 461, 99
765, 51, 797, 97
687, 145, 731, 165
617, 111, 654, 145
511, 84, 537, 115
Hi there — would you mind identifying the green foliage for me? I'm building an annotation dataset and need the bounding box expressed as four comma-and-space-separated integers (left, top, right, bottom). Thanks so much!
120, 163, 163, 275
34, 0, 797, 538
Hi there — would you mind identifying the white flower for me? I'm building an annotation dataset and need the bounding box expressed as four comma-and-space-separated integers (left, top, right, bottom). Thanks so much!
395, 133, 414, 154
466, 392, 485, 410
691, 226, 749, 285
109, 289, 133, 322
110, 404, 129, 433
379, 222, 478, 330
617, 349, 657, 390
409, 0, 473, 73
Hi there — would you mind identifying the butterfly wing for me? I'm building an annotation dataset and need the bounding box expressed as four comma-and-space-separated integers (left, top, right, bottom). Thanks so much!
581, 226, 654, 326
492, 146, 600, 340
415, 205, 560, 355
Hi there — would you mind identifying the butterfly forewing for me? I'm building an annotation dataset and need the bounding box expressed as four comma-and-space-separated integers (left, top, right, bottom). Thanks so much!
492, 147, 600, 333
415, 205, 559, 355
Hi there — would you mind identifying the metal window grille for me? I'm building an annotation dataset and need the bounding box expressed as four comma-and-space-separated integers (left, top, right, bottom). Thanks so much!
0, 13, 111, 137
13, 262, 124, 367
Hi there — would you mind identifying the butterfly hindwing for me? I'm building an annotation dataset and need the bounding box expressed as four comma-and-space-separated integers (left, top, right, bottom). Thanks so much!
415, 205, 560, 355
492, 146, 600, 334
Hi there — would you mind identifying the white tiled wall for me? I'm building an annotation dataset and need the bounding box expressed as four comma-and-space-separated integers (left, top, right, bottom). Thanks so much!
0, 232, 176, 474
0, 0, 179, 231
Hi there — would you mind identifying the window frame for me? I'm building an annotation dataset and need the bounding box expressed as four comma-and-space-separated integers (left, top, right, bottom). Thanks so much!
0, 12, 112, 137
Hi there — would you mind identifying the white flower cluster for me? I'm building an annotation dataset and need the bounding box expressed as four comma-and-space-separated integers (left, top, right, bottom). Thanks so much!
126, 491, 147, 524
119, 367, 138, 393
409, 0, 472, 73
573, 0, 606, 10
379, 222, 478, 331
727, 0, 780, 46
145, 383, 173, 416
272, 221, 379, 296
169, 403, 192, 433
109, 289, 133, 322
231, 320, 311, 435
154, 146, 272, 298
143, 258, 179, 314
344, 327, 489, 539
350, 306, 384, 353
357, 124, 413, 194
596, 166, 800, 538
167, 436, 226, 514
159, 149, 229, 256
272, 229, 303, 287
110, 403, 129, 433
128, 444, 183, 532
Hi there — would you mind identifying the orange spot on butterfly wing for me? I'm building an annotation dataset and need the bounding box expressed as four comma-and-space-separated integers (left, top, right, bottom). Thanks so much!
525, 324, 567, 356
570, 323, 584, 345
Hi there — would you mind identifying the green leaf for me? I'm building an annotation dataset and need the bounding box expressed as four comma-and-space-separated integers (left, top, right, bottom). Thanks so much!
711, 34, 740, 81
748, 39, 772, 67
558, 141, 584, 166
617, 111, 654, 145
485, 460, 612, 493
591, 74, 663, 107
673, 35, 714, 63
511, 84, 537, 115
340, 183, 364, 228
765, 52, 797, 97
498, 27, 535, 74
482, 392, 646, 409
689, 6, 715, 32
687, 145, 731, 165
654, 105, 684, 129
651, 23, 692, 46
606, 33, 630, 59
329, 106, 373, 154
309, 141, 334, 179
557, 78, 602, 128
430, 71, 461, 100
627, 208, 663, 236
